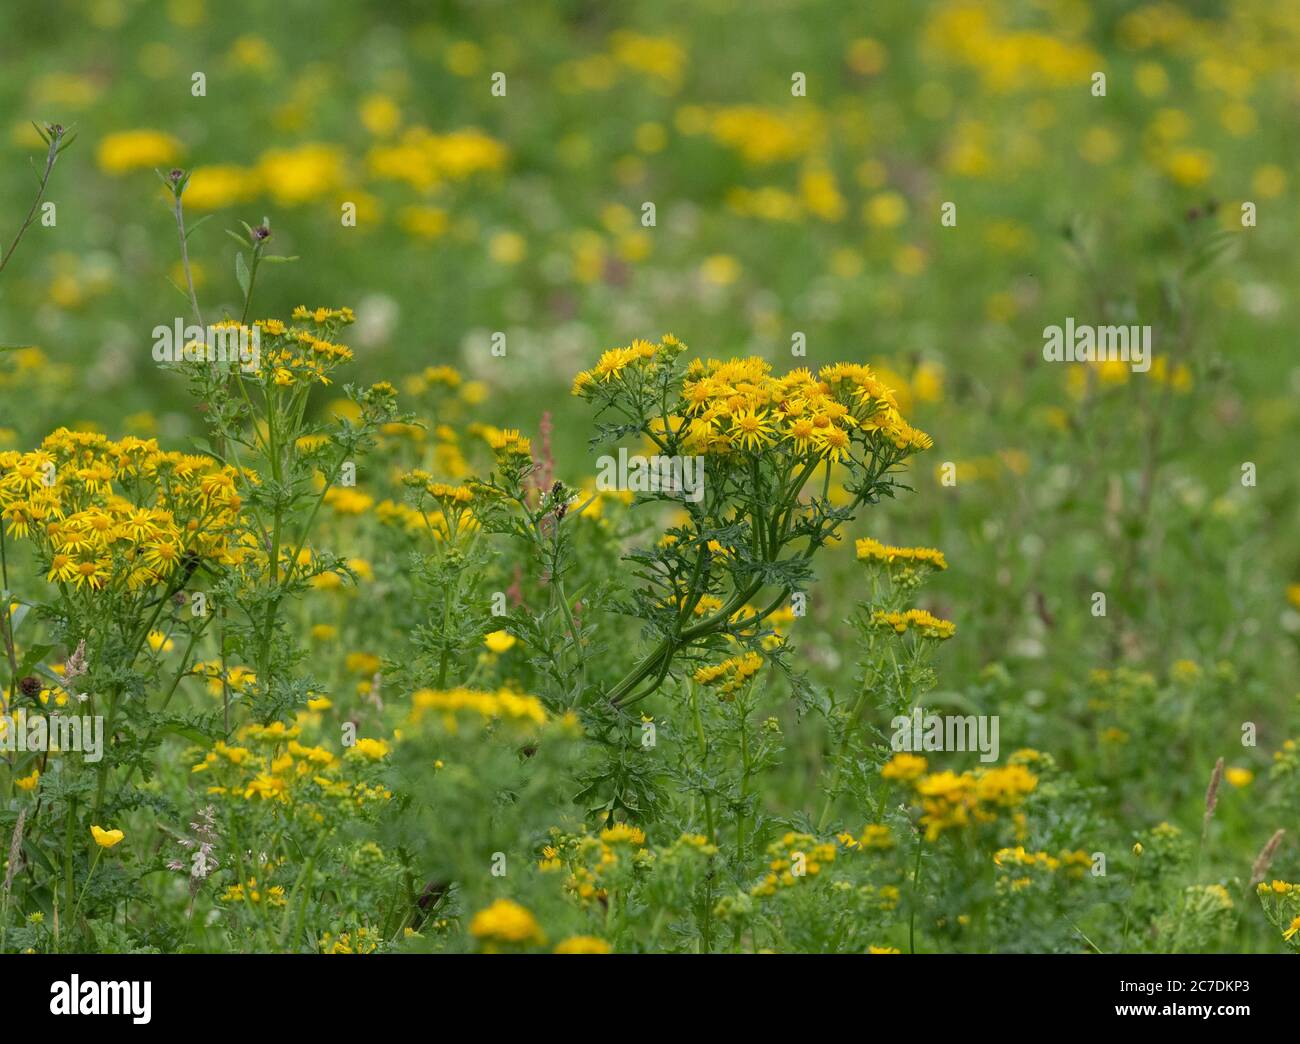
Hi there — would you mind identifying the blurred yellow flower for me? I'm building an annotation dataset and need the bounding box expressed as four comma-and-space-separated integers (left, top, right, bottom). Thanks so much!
1163, 147, 1214, 187
489, 231, 526, 265
554, 935, 612, 953
360, 93, 401, 137
864, 191, 908, 229
700, 254, 740, 286
96, 129, 181, 174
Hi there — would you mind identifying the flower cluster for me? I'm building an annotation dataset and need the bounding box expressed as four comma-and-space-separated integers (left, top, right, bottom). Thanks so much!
692, 650, 764, 698
855, 538, 948, 572
993, 846, 1093, 887
838, 823, 895, 851
881, 754, 1039, 841
0, 429, 241, 594
468, 898, 545, 949
575, 340, 933, 463
751, 832, 839, 897
871, 608, 956, 640
1257, 880, 1300, 948
407, 686, 549, 729
189, 722, 391, 810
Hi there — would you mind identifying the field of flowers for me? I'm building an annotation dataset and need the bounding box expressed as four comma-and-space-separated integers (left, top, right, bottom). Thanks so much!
0, 0, 1298, 956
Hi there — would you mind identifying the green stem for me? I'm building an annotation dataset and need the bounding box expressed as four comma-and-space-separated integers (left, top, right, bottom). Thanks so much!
909, 839, 924, 954
689, 683, 716, 846
0, 126, 65, 279
817, 680, 871, 832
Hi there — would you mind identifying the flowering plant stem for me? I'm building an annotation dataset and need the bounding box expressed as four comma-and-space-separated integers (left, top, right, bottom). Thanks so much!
0, 124, 71, 280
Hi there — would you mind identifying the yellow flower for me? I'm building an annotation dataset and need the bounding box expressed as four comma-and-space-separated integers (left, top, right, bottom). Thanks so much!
863, 190, 908, 228
90, 825, 125, 848
1224, 767, 1253, 788
15, 769, 40, 792
1163, 148, 1214, 187
730, 408, 775, 451
700, 254, 741, 286
553, 935, 611, 954
871, 608, 956, 640
469, 899, 544, 946
880, 753, 927, 782
96, 129, 181, 174
856, 537, 947, 571
350, 737, 391, 760
181, 164, 258, 210
484, 629, 517, 653
600, 823, 646, 846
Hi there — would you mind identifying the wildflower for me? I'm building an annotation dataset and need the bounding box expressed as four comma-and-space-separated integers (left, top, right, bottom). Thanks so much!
96, 129, 181, 173
871, 608, 956, 639
881, 753, 928, 782
469, 899, 544, 947
553, 935, 612, 954
349, 737, 391, 760
600, 823, 646, 846
484, 629, 517, 653
730, 408, 776, 450
856, 538, 948, 571
90, 825, 125, 848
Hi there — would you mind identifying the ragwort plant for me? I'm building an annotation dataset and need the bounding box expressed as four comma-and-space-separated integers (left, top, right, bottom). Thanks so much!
0, 168, 401, 951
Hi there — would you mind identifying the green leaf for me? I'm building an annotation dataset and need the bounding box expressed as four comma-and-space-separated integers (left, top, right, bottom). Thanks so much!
235, 252, 251, 298
184, 213, 216, 239
162, 723, 213, 747
23, 839, 57, 876
16, 643, 53, 678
